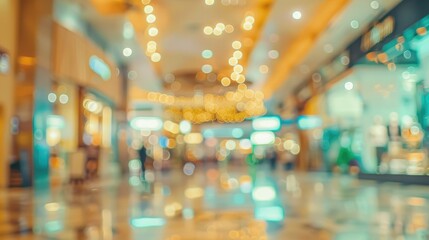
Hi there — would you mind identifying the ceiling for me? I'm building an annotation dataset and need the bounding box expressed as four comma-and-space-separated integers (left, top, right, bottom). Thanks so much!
55, 0, 402, 116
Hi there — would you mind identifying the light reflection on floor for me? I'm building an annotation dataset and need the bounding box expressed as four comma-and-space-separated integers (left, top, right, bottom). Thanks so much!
0, 165, 428, 239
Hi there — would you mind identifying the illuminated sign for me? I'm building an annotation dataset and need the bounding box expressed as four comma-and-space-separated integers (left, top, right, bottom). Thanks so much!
131, 217, 166, 228
89, 55, 111, 80
250, 131, 275, 145
361, 16, 395, 52
297, 115, 322, 130
130, 117, 163, 131
252, 116, 281, 131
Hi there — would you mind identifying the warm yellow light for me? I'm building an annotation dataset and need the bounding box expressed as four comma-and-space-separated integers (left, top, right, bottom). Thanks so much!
184, 133, 203, 144
259, 65, 269, 74
47, 128, 61, 147
255, 91, 264, 100
205, 0, 215, 6
185, 187, 204, 199
233, 51, 243, 59
232, 41, 242, 49
146, 14, 156, 23
229, 57, 238, 66
230, 72, 239, 81
147, 41, 157, 53
245, 16, 255, 24
164, 121, 179, 134
151, 53, 161, 62
102, 107, 112, 147
221, 77, 231, 86
233, 65, 243, 73
245, 89, 255, 98
213, 28, 222, 36
225, 24, 234, 33
238, 83, 247, 91
204, 26, 213, 35
236, 74, 245, 83
148, 27, 158, 36
141, 0, 151, 5
243, 22, 253, 31
216, 23, 225, 31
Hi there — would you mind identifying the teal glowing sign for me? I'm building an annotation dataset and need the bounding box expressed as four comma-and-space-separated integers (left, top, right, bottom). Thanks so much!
89, 56, 111, 80
252, 116, 281, 131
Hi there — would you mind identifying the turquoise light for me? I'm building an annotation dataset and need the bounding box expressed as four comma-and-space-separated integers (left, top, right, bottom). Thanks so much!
252, 116, 281, 131
46, 115, 65, 129
232, 128, 244, 138
89, 55, 111, 80
297, 115, 322, 130
130, 117, 163, 131
202, 50, 213, 59
131, 217, 166, 228
254, 206, 284, 221
45, 221, 63, 232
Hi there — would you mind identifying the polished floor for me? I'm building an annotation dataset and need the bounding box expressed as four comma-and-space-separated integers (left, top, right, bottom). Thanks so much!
0, 163, 429, 240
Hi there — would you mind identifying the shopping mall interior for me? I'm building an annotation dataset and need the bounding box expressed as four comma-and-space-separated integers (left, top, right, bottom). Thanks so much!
1, 0, 429, 239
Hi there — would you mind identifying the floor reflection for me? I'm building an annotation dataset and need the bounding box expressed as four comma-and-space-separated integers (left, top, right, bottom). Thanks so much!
0, 164, 428, 239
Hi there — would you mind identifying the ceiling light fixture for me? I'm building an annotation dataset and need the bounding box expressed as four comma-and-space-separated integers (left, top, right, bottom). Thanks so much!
232, 41, 242, 49
268, 50, 279, 59
370, 1, 380, 9
292, 11, 302, 20
205, 0, 215, 6
146, 14, 156, 23
350, 20, 359, 29
148, 27, 158, 36
123, 47, 132, 57
144, 5, 154, 14
204, 26, 213, 35
345, 82, 354, 90
202, 64, 213, 73
202, 50, 213, 59
151, 53, 161, 62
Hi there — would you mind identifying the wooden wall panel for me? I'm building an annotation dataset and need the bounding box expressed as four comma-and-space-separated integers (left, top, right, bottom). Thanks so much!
52, 23, 122, 105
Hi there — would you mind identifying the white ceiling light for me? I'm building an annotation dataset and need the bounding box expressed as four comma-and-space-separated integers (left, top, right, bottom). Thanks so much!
148, 27, 158, 37
202, 64, 213, 73
202, 50, 213, 59
350, 20, 359, 29
151, 53, 161, 62
146, 14, 156, 23
292, 11, 302, 20
268, 50, 279, 59
370, 1, 380, 9
123, 47, 132, 57
345, 82, 354, 90
144, 5, 154, 14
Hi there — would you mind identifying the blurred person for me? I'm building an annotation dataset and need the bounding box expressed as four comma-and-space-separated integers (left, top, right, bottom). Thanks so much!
267, 148, 278, 170
86, 141, 100, 179
138, 144, 147, 180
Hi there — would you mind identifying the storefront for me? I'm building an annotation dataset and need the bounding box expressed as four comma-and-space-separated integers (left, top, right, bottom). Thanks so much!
303, 0, 429, 182
47, 23, 121, 183
10, 21, 123, 187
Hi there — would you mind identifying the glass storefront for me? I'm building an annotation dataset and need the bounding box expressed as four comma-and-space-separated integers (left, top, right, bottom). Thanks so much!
310, 0, 429, 177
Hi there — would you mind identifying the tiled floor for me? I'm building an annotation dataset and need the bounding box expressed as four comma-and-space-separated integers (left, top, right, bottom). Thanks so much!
0, 164, 428, 239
